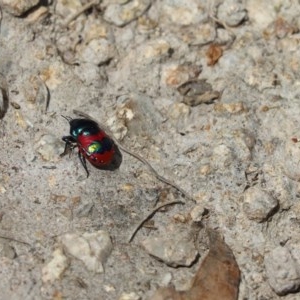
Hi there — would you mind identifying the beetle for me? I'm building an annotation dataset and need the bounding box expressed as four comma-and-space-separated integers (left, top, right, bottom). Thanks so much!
61, 116, 122, 177
61, 110, 193, 202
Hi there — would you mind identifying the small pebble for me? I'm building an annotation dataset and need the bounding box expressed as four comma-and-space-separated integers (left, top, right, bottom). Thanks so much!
159, 0, 207, 26
10, 101, 20, 109
14, 110, 28, 129
243, 186, 278, 222
178, 79, 211, 96
246, 0, 277, 30
137, 39, 171, 64
118, 292, 141, 300
76, 203, 94, 218
217, 0, 247, 27
288, 244, 300, 271
104, 284, 116, 293
35, 134, 64, 162
141, 234, 198, 267
265, 17, 296, 39
161, 63, 196, 87
173, 213, 187, 223
190, 205, 206, 222
107, 94, 163, 140
265, 246, 300, 295
283, 139, 300, 181
167, 103, 190, 120
178, 23, 216, 46
42, 248, 69, 283
26, 6, 48, 23
55, 0, 82, 18
214, 102, 247, 114
60, 230, 113, 273
178, 79, 220, 106
183, 91, 220, 106
1, 0, 39, 16
216, 28, 236, 45
199, 164, 212, 176
232, 133, 253, 162
104, 0, 151, 26
0, 242, 16, 259
77, 39, 116, 66
212, 144, 234, 171
161, 272, 172, 286
137, 15, 158, 32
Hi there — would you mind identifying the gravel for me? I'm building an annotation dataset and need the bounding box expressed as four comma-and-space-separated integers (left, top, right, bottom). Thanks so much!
1, 0, 300, 299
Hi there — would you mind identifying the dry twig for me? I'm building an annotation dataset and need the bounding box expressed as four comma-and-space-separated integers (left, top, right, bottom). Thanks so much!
128, 200, 185, 242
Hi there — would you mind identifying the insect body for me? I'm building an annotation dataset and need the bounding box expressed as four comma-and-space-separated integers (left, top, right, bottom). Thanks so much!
61, 110, 193, 202
61, 118, 122, 177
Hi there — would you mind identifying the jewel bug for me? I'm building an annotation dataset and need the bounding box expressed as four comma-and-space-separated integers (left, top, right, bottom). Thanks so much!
61, 116, 122, 177
61, 110, 193, 202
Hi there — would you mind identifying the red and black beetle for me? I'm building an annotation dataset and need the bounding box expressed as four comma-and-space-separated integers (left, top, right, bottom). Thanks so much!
60, 111, 192, 202
61, 117, 122, 177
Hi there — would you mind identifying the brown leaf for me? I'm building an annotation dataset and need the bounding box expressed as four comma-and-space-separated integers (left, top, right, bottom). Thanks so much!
206, 44, 223, 66
150, 229, 240, 300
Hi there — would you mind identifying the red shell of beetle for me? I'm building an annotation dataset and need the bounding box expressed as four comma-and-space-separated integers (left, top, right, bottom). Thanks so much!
77, 131, 116, 168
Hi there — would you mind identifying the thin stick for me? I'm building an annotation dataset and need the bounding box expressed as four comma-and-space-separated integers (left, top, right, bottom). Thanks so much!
0, 235, 31, 246
37, 75, 50, 113
73, 110, 194, 202
62, 0, 98, 28
128, 200, 185, 243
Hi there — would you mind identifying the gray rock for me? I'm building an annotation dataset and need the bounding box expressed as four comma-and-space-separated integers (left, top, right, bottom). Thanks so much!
265, 246, 300, 295
104, 0, 151, 26
243, 186, 278, 222
217, 0, 247, 27
141, 234, 198, 267
283, 139, 300, 181
55, 0, 82, 18
118, 292, 141, 300
246, 0, 276, 30
158, 0, 207, 26
106, 93, 164, 140
0, 0, 39, 16
77, 39, 116, 66
35, 134, 64, 162
42, 248, 69, 283
190, 205, 206, 222
212, 144, 234, 171
60, 230, 113, 273
0, 242, 16, 259
178, 23, 216, 46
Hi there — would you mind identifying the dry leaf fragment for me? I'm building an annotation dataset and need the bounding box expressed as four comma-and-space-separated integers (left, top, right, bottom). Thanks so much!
206, 44, 223, 66
150, 229, 240, 300
177, 79, 220, 106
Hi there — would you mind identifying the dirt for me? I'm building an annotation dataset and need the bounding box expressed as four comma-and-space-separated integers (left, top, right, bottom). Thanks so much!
1, 1, 300, 299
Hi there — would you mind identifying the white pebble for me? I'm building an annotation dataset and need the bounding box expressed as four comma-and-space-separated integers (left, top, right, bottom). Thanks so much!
141, 235, 198, 267
42, 248, 69, 283
243, 186, 278, 222
60, 230, 113, 273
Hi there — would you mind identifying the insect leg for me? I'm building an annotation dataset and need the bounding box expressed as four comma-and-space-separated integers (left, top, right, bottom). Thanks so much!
61, 136, 77, 157
78, 151, 89, 178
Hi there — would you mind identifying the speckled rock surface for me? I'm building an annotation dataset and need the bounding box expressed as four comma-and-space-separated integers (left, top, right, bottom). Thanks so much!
1, 0, 300, 299
265, 246, 300, 295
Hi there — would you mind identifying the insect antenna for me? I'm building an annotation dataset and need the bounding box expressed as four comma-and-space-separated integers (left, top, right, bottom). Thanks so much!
61, 115, 73, 123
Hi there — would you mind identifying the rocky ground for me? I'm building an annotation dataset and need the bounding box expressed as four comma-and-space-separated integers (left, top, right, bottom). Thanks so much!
1, 0, 300, 299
